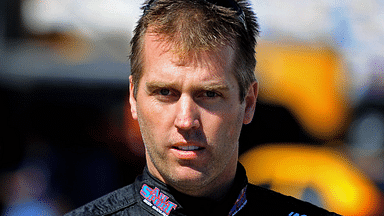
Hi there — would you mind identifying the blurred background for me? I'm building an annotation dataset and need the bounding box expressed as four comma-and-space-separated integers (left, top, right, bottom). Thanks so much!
0, 0, 383, 215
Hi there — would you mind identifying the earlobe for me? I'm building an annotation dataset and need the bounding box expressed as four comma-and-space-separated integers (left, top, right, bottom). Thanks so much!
129, 76, 138, 120
243, 81, 258, 124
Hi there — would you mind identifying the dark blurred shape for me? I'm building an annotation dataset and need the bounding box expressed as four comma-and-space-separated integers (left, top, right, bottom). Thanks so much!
239, 101, 314, 154
1, 142, 61, 216
0, 81, 146, 214
22, 82, 146, 208
5, 0, 23, 40
0, 87, 25, 172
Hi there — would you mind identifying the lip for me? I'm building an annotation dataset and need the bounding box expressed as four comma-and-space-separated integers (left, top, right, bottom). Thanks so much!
170, 142, 206, 160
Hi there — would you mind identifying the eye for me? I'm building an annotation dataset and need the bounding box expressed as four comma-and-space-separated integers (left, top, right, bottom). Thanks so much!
159, 89, 171, 96
199, 90, 221, 100
205, 91, 217, 98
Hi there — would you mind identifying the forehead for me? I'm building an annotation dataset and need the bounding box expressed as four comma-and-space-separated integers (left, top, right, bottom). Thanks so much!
142, 32, 237, 79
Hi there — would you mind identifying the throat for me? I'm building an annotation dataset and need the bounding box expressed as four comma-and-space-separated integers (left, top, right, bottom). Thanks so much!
173, 184, 238, 216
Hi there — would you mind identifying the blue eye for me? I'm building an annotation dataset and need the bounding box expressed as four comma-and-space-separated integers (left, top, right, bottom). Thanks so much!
160, 89, 170, 95
205, 91, 217, 97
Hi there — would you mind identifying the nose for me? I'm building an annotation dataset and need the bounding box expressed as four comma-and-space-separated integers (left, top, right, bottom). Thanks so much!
174, 95, 200, 130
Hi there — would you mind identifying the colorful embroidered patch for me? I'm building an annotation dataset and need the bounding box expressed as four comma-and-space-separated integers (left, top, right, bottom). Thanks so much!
140, 184, 178, 216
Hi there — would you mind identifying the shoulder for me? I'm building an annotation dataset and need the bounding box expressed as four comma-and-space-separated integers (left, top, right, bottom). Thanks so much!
244, 184, 341, 216
64, 183, 138, 216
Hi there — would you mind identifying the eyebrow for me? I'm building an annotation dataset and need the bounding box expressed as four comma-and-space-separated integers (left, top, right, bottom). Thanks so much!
145, 81, 177, 94
200, 83, 230, 92
145, 81, 231, 93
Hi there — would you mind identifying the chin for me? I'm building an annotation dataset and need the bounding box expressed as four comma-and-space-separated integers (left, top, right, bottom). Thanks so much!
170, 165, 209, 184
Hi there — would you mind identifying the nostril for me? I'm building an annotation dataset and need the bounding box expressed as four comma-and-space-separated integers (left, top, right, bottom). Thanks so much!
192, 119, 200, 128
175, 117, 200, 130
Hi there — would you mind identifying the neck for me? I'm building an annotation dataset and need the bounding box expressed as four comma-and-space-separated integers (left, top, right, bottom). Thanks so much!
146, 147, 239, 201
169, 157, 238, 201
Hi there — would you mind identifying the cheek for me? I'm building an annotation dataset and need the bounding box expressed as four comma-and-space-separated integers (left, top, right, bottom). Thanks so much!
226, 108, 245, 141
225, 114, 244, 139
139, 99, 166, 121
136, 101, 174, 138
204, 108, 244, 142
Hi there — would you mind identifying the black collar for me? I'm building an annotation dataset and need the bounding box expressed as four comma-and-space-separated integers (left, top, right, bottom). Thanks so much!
134, 163, 248, 216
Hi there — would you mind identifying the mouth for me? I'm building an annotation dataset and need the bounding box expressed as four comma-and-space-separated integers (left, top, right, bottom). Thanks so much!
170, 144, 205, 160
173, 146, 204, 151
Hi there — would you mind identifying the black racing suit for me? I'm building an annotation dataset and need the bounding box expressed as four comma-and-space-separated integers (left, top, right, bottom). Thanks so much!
64, 163, 340, 216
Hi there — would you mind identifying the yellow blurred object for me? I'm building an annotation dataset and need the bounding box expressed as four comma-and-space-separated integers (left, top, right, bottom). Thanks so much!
240, 144, 384, 216
51, 31, 96, 64
31, 31, 96, 64
255, 40, 350, 140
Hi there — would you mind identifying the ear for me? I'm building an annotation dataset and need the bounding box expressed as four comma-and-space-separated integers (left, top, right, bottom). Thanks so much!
243, 81, 258, 124
129, 75, 138, 120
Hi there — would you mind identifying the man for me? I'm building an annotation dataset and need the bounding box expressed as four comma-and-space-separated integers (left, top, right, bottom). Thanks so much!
65, 0, 340, 215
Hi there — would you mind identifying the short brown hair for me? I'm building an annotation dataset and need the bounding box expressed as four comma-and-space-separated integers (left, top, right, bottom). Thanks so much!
130, 0, 259, 102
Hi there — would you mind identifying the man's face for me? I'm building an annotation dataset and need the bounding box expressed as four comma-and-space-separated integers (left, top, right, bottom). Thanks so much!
129, 33, 257, 197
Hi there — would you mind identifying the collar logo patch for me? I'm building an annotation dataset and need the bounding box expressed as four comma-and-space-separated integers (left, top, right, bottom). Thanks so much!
140, 184, 177, 216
